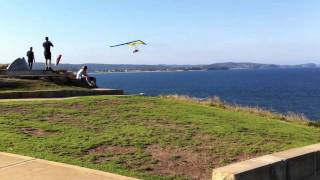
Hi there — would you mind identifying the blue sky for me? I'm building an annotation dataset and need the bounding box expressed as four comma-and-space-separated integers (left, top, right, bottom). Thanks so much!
0, 0, 320, 65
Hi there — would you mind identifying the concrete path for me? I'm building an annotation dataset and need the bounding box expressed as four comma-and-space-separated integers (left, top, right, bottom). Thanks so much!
0, 152, 138, 180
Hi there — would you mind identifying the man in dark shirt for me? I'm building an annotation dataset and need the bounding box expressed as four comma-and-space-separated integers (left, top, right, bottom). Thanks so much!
43, 37, 54, 70
26, 47, 35, 70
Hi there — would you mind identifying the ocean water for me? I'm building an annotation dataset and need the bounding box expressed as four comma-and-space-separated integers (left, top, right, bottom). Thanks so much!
93, 69, 320, 120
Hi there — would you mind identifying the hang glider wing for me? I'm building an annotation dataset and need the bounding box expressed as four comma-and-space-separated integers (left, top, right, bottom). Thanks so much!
110, 40, 147, 48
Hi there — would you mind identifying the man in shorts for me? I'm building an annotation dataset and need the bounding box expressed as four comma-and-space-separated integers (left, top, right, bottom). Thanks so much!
26, 47, 35, 70
43, 37, 54, 70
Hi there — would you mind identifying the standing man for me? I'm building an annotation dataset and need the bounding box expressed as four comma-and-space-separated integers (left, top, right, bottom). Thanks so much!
43, 37, 54, 70
26, 47, 35, 70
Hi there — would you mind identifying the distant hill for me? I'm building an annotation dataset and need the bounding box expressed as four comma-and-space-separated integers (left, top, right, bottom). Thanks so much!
204, 62, 318, 70
32, 62, 319, 72
204, 62, 279, 70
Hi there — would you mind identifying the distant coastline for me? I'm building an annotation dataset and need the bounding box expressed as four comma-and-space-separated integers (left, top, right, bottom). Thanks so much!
27, 62, 319, 73
92, 69, 207, 74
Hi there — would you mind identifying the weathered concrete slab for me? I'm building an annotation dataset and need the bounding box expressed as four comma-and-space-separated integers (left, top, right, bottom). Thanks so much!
0, 152, 138, 180
4, 70, 57, 77
0, 70, 69, 78
0, 89, 124, 99
212, 155, 286, 180
0, 152, 34, 168
212, 143, 320, 180
272, 144, 320, 180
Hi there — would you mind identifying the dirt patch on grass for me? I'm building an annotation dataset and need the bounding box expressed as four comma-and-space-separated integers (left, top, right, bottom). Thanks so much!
40, 103, 87, 111
87, 145, 138, 163
43, 113, 80, 124
233, 152, 259, 162
92, 99, 126, 107
146, 145, 217, 180
44, 115, 100, 131
20, 127, 56, 137
1, 106, 31, 115
58, 103, 89, 110
144, 119, 197, 132
88, 145, 137, 154
70, 103, 86, 110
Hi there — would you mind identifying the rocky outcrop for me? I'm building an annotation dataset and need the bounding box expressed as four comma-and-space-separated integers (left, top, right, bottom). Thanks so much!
7, 58, 29, 71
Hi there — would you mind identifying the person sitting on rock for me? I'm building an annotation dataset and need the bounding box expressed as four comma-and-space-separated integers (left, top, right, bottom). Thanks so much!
76, 66, 96, 87
26, 47, 35, 70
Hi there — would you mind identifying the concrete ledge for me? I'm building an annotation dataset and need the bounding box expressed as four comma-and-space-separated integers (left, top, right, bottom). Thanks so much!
0, 70, 65, 78
0, 152, 138, 180
212, 143, 320, 180
0, 89, 124, 99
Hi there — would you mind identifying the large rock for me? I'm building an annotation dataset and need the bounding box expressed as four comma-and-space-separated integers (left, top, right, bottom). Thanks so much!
7, 58, 29, 71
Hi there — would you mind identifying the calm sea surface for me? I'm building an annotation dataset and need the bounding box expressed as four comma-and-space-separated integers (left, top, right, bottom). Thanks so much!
94, 69, 320, 120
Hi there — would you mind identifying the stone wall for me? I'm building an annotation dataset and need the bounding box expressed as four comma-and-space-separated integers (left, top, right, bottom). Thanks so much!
0, 89, 124, 99
0, 70, 94, 88
212, 143, 320, 180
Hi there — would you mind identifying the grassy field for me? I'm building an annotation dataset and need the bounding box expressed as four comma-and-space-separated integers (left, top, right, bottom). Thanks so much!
0, 96, 320, 179
0, 78, 86, 92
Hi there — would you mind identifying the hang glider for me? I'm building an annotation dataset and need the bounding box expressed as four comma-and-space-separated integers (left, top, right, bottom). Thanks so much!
110, 40, 147, 53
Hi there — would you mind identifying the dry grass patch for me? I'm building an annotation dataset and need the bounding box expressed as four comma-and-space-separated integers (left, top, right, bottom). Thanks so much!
161, 95, 312, 124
